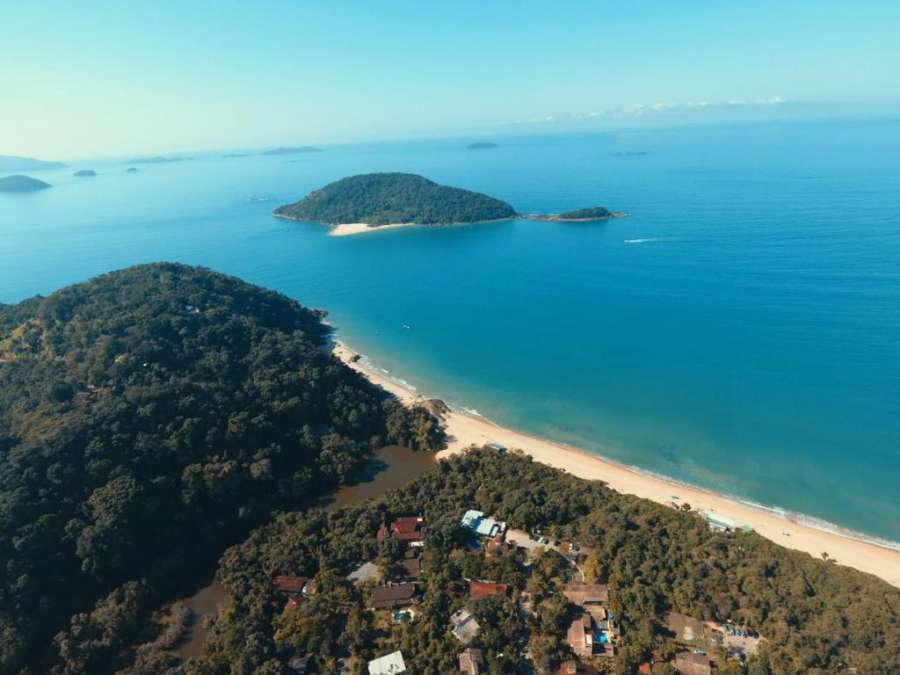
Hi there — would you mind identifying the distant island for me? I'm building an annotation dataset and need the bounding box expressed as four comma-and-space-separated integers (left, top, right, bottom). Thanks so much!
0, 154, 66, 172
0, 174, 52, 192
126, 167, 139, 173
528, 206, 626, 222
259, 146, 322, 156
274, 173, 517, 233
466, 141, 498, 150
73, 169, 97, 177
128, 156, 189, 164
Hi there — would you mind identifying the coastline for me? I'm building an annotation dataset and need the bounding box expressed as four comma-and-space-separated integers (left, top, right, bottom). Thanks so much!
274, 212, 517, 236
329, 221, 417, 236
333, 340, 900, 588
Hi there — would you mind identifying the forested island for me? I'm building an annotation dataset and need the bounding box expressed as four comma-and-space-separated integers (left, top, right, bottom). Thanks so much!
0, 264, 442, 674
0, 155, 66, 172
467, 142, 498, 150
529, 207, 625, 222
0, 175, 52, 192
73, 169, 97, 177
274, 173, 517, 227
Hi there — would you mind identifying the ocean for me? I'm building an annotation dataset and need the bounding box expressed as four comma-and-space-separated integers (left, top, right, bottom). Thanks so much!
2, 118, 899, 544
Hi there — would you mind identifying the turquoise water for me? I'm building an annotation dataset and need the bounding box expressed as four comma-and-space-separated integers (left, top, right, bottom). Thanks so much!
2, 119, 899, 543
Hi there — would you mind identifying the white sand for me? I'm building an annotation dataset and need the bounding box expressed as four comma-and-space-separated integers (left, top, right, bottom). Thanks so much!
329, 222, 417, 236
333, 341, 900, 588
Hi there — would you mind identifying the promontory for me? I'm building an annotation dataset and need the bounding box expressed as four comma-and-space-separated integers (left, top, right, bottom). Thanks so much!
0, 175, 52, 192
274, 172, 517, 234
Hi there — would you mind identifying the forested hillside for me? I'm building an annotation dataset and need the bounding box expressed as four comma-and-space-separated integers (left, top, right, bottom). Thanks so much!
0, 263, 442, 674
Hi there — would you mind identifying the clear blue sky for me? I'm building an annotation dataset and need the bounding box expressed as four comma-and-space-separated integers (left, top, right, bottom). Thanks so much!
3, 1, 899, 158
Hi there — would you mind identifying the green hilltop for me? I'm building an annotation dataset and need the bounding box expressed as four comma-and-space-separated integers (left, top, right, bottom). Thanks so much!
274, 172, 517, 226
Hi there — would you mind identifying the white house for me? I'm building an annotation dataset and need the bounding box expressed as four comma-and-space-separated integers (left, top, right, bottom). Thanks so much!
368, 650, 406, 674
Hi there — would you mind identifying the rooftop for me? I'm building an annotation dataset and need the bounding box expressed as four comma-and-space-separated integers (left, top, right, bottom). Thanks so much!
563, 582, 609, 605
368, 650, 407, 675
470, 581, 508, 599
273, 575, 306, 595
370, 583, 416, 609
458, 647, 484, 675
451, 608, 481, 643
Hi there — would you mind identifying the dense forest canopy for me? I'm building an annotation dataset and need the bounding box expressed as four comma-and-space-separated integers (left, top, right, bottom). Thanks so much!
556, 206, 612, 220
187, 449, 900, 675
274, 173, 517, 226
0, 263, 442, 674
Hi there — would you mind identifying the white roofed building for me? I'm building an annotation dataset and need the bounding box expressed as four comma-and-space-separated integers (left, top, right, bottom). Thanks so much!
368, 650, 406, 674
461, 510, 507, 538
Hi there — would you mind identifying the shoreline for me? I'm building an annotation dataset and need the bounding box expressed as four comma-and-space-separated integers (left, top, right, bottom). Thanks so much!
333, 340, 900, 588
274, 212, 518, 236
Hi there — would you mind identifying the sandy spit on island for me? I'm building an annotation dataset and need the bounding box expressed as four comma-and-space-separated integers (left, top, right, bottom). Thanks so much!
329, 222, 418, 236
333, 341, 900, 589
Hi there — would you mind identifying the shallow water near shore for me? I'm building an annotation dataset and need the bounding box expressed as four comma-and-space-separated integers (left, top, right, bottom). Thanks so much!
1, 118, 899, 542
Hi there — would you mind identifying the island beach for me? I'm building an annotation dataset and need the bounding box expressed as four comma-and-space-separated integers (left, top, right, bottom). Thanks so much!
328, 221, 417, 236
333, 341, 900, 588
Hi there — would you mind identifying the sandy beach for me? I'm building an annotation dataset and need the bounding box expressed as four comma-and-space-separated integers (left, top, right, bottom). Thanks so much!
333, 341, 900, 588
329, 222, 418, 236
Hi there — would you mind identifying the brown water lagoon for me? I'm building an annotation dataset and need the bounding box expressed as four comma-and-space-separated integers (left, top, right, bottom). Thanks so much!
176, 445, 436, 659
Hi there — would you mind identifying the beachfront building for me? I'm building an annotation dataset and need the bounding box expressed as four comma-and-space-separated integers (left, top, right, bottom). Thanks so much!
368, 650, 407, 674
461, 510, 507, 538
699, 510, 737, 533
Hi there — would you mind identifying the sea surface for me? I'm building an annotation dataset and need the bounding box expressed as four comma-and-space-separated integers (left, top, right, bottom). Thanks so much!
2, 118, 899, 543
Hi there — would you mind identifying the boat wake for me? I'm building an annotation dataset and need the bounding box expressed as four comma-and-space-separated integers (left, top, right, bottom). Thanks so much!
624, 237, 675, 244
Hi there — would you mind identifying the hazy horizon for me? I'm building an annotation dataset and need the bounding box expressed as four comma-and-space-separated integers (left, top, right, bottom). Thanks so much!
4, 1, 900, 159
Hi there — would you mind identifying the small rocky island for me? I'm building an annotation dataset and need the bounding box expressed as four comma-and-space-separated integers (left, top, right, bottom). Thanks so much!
73, 169, 97, 177
466, 141, 498, 150
0, 175, 52, 192
528, 206, 625, 222
126, 167, 139, 173
274, 173, 517, 232
128, 156, 189, 164
260, 146, 322, 155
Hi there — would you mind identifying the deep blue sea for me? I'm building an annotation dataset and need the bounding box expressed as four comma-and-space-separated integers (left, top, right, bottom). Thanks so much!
2, 119, 899, 543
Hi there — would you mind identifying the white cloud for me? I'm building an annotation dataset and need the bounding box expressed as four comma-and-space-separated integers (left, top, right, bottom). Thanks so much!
501, 96, 787, 126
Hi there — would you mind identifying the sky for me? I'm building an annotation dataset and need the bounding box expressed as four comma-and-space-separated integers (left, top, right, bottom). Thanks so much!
2, 0, 900, 159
